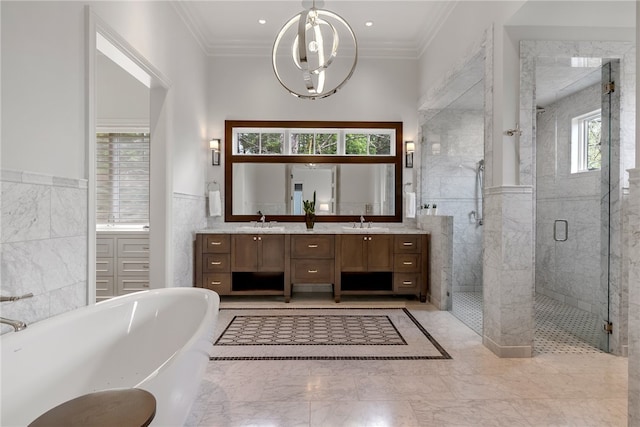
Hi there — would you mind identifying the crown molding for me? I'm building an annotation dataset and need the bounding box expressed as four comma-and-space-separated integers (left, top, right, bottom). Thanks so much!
172, 0, 431, 60
417, 1, 458, 59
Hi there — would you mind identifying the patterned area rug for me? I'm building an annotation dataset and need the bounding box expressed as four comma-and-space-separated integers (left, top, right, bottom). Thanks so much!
210, 308, 451, 361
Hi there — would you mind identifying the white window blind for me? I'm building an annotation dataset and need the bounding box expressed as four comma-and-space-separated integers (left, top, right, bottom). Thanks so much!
96, 132, 150, 225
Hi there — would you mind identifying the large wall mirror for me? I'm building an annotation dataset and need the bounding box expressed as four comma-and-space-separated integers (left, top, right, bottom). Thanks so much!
225, 120, 403, 222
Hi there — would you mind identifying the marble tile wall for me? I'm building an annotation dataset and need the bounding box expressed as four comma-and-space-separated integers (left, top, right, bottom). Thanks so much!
173, 193, 207, 288
1, 169, 87, 334
416, 214, 453, 310
535, 83, 602, 316
627, 168, 640, 424
421, 109, 484, 295
482, 186, 534, 358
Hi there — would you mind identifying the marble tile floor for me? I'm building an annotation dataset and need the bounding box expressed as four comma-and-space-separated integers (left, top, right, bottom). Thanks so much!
187, 295, 628, 426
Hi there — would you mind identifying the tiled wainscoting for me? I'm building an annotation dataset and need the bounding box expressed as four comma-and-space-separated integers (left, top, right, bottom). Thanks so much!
0, 169, 87, 334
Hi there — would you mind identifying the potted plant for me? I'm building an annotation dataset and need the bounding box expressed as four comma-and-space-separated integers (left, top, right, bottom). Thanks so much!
303, 191, 316, 229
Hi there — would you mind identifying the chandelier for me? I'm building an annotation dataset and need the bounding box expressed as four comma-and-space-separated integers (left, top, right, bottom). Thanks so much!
272, 1, 358, 100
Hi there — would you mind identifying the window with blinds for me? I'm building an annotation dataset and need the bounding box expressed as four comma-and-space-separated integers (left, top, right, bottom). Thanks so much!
96, 132, 150, 225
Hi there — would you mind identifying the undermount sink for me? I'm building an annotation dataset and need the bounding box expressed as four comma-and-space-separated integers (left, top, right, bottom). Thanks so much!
341, 226, 389, 233
236, 226, 286, 232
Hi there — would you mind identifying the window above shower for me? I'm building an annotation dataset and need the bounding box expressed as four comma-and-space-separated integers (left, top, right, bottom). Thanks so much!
571, 109, 602, 173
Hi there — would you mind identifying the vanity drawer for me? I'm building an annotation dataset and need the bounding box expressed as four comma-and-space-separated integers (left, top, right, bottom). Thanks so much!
118, 259, 150, 276
96, 276, 115, 299
203, 254, 230, 272
96, 258, 114, 277
96, 238, 114, 258
118, 277, 150, 294
291, 235, 334, 258
394, 254, 420, 273
291, 259, 335, 283
394, 235, 421, 253
202, 273, 231, 294
394, 273, 420, 293
117, 238, 150, 258
203, 235, 230, 253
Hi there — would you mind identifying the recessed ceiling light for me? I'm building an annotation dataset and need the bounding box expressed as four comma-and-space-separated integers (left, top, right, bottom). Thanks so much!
258, 19, 267, 25
365, 21, 374, 27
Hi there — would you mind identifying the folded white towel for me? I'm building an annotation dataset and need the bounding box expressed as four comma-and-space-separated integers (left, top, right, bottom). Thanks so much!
208, 190, 222, 217
405, 192, 416, 218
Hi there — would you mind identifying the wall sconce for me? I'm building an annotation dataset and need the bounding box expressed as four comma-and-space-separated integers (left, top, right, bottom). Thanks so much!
210, 138, 221, 166
405, 141, 415, 168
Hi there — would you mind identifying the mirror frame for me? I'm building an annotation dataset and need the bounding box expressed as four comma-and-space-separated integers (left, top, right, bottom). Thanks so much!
224, 120, 403, 223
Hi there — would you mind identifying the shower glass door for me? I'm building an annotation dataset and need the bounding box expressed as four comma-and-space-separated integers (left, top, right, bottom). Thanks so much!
534, 58, 617, 353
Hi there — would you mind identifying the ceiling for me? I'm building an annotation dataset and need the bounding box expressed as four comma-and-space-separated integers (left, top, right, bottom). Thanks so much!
535, 57, 603, 107
172, 1, 457, 58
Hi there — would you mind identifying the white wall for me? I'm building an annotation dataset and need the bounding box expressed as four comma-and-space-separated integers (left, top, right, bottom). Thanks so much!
97, 53, 149, 128
207, 55, 419, 209
2, 1, 207, 194
1, 1, 207, 320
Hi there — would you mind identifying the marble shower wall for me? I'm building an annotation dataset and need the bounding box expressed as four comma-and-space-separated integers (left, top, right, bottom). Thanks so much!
535, 83, 602, 315
520, 40, 635, 356
421, 109, 484, 293
0, 169, 88, 334
173, 193, 207, 287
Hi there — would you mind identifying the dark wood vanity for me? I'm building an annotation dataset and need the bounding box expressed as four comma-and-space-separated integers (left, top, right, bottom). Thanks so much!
194, 230, 429, 303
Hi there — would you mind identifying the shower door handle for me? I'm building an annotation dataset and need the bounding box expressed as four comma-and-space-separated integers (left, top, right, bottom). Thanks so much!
554, 220, 568, 242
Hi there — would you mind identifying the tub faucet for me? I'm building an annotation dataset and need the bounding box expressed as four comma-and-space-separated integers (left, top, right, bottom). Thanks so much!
0, 317, 27, 332
1, 292, 33, 302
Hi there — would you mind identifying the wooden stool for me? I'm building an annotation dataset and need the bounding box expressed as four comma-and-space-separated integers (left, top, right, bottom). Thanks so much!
28, 388, 156, 427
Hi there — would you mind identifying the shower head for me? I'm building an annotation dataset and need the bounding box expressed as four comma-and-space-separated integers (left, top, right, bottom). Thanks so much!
477, 159, 484, 171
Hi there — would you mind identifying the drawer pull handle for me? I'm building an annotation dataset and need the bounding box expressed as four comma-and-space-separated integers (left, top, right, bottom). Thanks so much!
308, 269, 318, 273
142, 247, 149, 250
210, 241, 222, 245
403, 242, 413, 246
308, 244, 319, 248
211, 281, 221, 285
143, 283, 150, 288
142, 264, 149, 269
403, 261, 413, 265
403, 281, 413, 285
211, 261, 222, 265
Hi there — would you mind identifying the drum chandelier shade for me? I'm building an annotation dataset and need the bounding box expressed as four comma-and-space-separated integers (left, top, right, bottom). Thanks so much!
272, 1, 358, 100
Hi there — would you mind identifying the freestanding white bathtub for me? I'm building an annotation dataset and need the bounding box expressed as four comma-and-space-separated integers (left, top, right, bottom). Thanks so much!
1, 287, 219, 426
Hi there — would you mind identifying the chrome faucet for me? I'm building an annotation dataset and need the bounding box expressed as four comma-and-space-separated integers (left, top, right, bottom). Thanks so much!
1, 292, 33, 302
257, 210, 266, 227
0, 317, 27, 332
360, 215, 365, 228
1, 293, 33, 331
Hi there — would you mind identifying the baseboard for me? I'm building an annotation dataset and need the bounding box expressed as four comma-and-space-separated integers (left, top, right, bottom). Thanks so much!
483, 335, 532, 358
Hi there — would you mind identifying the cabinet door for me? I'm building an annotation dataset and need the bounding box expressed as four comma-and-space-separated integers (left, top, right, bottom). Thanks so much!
231, 235, 259, 271
259, 234, 285, 272
367, 235, 393, 271
340, 235, 367, 271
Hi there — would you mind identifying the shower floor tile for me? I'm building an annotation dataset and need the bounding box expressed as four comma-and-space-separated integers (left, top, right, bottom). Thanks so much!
534, 294, 603, 355
451, 292, 483, 335
451, 292, 604, 355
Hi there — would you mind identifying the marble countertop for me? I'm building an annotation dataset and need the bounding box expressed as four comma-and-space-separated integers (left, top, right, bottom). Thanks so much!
197, 223, 427, 234
96, 226, 149, 235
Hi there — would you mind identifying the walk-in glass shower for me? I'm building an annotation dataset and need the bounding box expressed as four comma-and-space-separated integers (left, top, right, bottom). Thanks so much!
420, 66, 485, 335
534, 58, 619, 353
